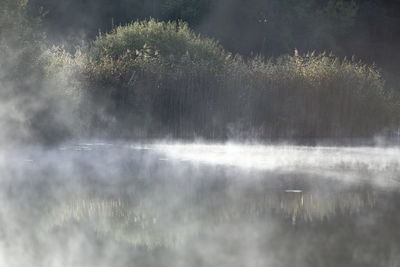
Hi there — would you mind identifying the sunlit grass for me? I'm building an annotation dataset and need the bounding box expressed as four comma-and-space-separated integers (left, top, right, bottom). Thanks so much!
43, 20, 400, 141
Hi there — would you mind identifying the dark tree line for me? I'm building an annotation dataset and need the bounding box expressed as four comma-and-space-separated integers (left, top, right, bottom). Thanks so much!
1, 0, 399, 144
27, 0, 400, 87
53, 20, 396, 141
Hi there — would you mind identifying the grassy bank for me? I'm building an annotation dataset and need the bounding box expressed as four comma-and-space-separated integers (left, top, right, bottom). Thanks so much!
45, 20, 398, 141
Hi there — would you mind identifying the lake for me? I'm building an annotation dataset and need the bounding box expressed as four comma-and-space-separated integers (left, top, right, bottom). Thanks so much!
0, 143, 399, 267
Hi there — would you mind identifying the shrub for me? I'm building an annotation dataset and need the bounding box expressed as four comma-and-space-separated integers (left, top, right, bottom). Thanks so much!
54, 20, 399, 141
90, 19, 227, 70
244, 52, 399, 139
79, 20, 232, 138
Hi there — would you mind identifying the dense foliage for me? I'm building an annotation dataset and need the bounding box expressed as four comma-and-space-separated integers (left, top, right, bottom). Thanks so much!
49, 21, 399, 141
0, 0, 47, 143
0, 0, 79, 144
244, 53, 398, 139
0, 0, 43, 78
1, 1, 399, 143
27, 0, 400, 88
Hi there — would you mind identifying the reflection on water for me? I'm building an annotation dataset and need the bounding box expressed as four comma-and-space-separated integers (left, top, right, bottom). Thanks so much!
0, 144, 400, 267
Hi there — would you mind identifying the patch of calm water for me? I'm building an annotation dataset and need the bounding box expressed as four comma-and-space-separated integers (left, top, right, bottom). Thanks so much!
0, 143, 400, 267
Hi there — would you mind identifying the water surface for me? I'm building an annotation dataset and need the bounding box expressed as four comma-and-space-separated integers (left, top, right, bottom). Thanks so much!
0, 143, 399, 267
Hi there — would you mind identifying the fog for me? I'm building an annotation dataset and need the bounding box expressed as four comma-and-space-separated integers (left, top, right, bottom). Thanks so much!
1, 1, 400, 266
0, 143, 399, 267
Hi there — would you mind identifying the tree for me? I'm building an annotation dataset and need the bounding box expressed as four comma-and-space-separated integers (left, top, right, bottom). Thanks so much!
0, 0, 44, 90
196, 0, 359, 57
162, 0, 211, 25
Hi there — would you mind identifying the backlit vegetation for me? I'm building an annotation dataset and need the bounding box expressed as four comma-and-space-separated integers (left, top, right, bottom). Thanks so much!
50, 20, 399, 140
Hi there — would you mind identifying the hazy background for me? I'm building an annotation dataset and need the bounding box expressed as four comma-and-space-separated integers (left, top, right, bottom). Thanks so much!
27, 0, 400, 88
1, 1, 399, 145
1, 2, 400, 266
0, 0, 398, 145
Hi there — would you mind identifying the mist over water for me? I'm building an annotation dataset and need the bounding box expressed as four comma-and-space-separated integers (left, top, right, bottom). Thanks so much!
0, 143, 400, 267
1, 1, 400, 266
138, 143, 400, 183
